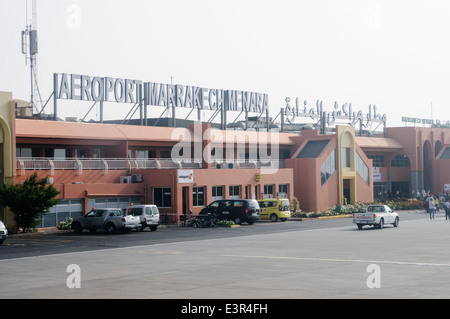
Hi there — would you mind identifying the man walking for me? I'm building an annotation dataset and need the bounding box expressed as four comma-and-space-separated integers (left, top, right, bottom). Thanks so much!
427, 194, 435, 220
445, 199, 450, 221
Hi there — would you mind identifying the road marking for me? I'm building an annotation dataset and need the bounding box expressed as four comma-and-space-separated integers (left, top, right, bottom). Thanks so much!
220, 254, 450, 268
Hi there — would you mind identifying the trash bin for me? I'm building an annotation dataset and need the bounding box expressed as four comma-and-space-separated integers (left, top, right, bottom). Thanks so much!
336, 204, 342, 213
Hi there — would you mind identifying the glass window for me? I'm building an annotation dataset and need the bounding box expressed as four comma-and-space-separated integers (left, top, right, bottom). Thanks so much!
154, 188, 172, 207
229, 185, 240, 199
356, 152, 369, 184
321, 149, 336, 186
17, 147, 32, 157
212, 186, 224, 201
367, 155, 385, 167
391, 155, 410, 167
342, 147, 351, 168
264, 184, 274, 198
193, 186, 205, 207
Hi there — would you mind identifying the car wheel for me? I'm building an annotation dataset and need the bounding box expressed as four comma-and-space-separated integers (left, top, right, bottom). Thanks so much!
378, 219, 384, 229
247, 220, 254, 225
270, 214, 278, 222
149, 225, 158, 231
357, 224, 363, 230
72, 222, 83, 233
393, 217, 399, 227
105, 223, 116, 234
234, 217, 242, 225
0, 240, 4, 245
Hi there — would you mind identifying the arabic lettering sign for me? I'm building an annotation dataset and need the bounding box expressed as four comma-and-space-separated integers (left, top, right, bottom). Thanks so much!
283, 97, 387, 128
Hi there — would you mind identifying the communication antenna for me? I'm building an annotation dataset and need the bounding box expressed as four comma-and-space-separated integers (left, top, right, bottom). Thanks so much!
21, 0, 40, 113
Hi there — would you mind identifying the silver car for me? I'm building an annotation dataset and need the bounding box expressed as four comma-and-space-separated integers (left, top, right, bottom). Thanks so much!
0, 220, 8, 245
71, 208, 141, 234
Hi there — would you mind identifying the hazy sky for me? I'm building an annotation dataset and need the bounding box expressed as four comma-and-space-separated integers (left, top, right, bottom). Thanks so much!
1, 0, 449, 128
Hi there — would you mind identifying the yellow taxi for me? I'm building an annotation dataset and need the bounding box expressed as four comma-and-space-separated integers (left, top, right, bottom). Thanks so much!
257, 198, 291, 222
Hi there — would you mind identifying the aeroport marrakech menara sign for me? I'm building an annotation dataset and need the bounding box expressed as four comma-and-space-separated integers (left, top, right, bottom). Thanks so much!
53, 73, 269, 114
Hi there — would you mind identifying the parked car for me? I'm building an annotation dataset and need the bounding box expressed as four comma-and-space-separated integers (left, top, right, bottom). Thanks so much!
200, 199, 260, 225
71, 208, 141, 234
123, 204, 160, 231
258, 198, 291, 222
0, 220, 8, 245
353, 204, 399, 229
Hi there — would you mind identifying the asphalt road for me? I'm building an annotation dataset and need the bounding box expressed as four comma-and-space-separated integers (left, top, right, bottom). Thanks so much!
1, 210, 449, 300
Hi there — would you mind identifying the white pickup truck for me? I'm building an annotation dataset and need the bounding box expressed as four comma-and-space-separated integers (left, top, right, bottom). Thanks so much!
353, 204, 399, 230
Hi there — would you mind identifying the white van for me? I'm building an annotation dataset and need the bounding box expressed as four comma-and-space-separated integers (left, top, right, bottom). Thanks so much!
124, 204, 160, 231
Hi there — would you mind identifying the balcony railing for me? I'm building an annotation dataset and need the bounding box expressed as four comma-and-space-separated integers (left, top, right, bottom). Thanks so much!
16, 157, 203, 175
16, 157, 285, 175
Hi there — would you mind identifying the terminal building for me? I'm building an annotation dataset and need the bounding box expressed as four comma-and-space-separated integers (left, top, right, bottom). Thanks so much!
0, 87, 449, 229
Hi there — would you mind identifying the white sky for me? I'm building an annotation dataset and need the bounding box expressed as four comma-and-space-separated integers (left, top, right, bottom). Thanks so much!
1, 0, 449, 128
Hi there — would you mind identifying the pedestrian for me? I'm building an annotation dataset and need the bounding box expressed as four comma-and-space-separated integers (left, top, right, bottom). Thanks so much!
427, 195, 435, 220
434, 196, 440, 212
444, 200, 450, 221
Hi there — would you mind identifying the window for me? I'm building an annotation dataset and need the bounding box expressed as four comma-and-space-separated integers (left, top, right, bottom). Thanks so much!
193, 186, 205, 207
229, 185, 240, 199
154, 188, 172, 207
45, 148, 66, 159
212, 186, 224, 201
278, 184, 288, 195
17, 147, 32, 157
342, 147, 351, 168
367, 155, 385, 167
356, 152, 369, 184
264, 184, 274, 198
159, 150, 171, 158
297, 140, 330, 158
321, 149, 336, 186
391, 155, 410, 167
135, 150, 155, 159
391, 182, 410, 198
373, 182, 387, 201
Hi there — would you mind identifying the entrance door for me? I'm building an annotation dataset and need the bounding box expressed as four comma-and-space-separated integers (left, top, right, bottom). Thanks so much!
182, 186, 189, 215
342, 178, 355, 205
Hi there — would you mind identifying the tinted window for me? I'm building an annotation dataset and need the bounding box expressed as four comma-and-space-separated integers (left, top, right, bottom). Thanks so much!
234, 201, 245, 207
128, 208, 143, 216
210, 201, 219, 208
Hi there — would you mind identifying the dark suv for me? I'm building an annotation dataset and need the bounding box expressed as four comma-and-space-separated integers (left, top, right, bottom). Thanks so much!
199, 199, 260, 225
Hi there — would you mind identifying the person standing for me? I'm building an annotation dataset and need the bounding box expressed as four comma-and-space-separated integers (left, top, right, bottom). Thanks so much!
445, 200, 450, 221
428, 194, 435, 220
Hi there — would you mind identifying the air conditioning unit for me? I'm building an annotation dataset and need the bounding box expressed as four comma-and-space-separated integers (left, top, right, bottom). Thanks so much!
120, 176, 132, 184
132, 174, 143, 183
47, 177, 54, 185
225, 162, 235, 169
216, 162, 236, 169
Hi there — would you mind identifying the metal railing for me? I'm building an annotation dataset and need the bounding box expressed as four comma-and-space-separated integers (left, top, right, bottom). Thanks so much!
16, 157, 285, 175
16, 157, 203, 175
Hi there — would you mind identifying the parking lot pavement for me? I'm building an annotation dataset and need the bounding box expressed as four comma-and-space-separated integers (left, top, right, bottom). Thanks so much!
2, 210, 450, 299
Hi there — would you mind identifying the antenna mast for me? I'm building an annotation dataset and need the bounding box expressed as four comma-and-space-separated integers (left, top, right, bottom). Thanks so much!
21, 0, 39, 113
